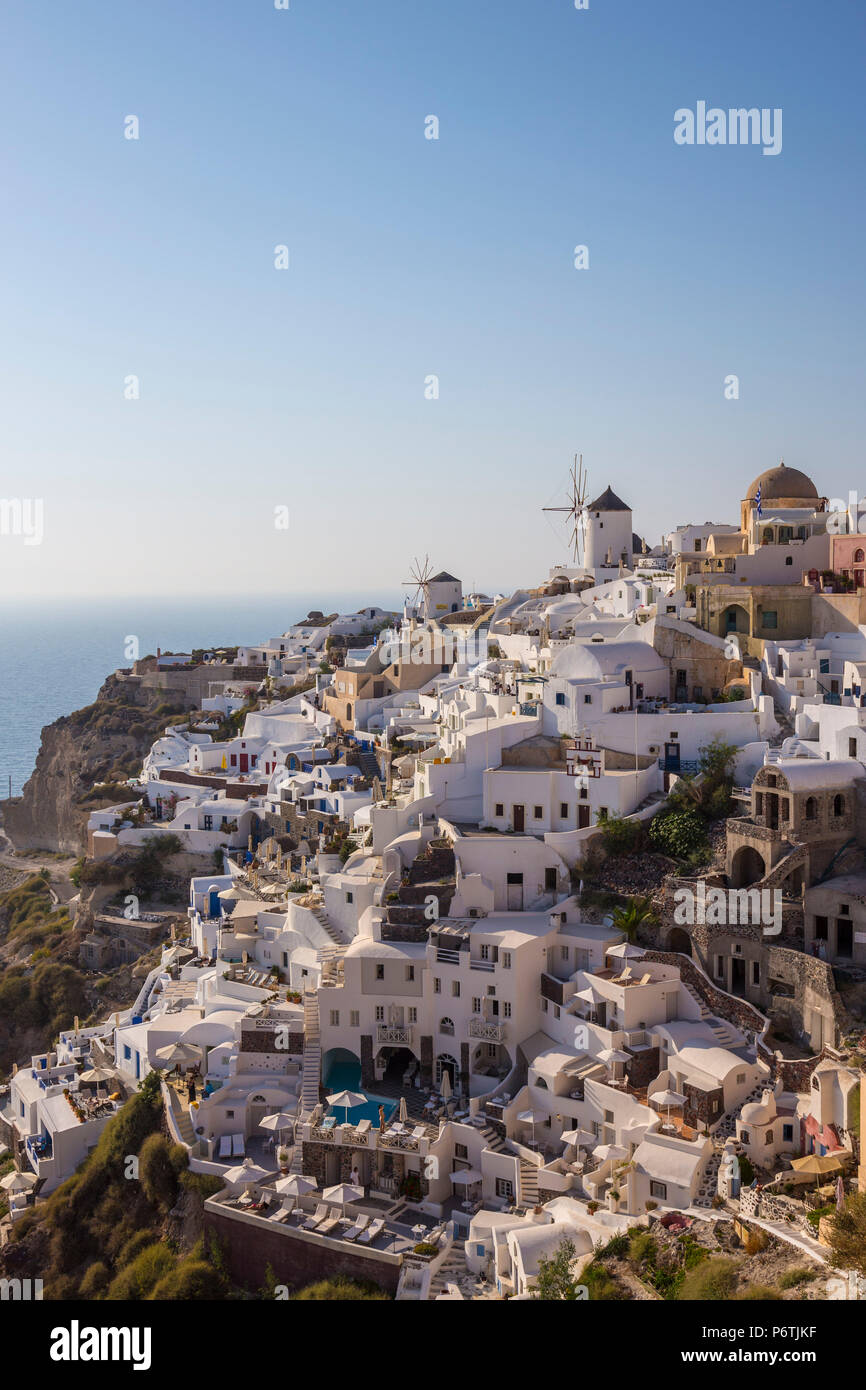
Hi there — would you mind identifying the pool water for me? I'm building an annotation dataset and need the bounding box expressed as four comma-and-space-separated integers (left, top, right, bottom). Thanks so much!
324, 1059, 395, 1127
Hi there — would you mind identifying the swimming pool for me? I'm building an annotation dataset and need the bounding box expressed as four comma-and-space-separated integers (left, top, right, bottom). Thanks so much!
324, 1059, 395, 1127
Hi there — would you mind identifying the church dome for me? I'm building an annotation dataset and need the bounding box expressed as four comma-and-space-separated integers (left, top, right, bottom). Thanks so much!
746, 463, 819, 504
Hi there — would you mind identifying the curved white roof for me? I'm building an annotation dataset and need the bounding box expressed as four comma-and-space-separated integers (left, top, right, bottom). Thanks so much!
768, 759, 864, 790
550, 640, 665, 681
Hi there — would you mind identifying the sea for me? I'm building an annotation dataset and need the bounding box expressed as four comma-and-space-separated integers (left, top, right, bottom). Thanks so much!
0, 592, 404, 798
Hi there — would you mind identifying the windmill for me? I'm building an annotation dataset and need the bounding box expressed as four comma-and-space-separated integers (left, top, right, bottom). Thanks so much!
543, 454, 589, 566
403, 554, 434, 617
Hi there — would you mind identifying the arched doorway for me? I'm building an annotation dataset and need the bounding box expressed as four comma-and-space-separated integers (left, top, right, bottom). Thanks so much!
436, 1054, 458, 1087
379, 1046, 415, 1085
322, 1046, 362, 1092
668, 927, 692, 956
731, 845, 765, 888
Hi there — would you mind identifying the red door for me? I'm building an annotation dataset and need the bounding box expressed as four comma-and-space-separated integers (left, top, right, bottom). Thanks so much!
239, 754, 249, 773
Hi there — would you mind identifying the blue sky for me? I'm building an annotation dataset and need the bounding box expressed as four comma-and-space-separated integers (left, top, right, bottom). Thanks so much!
1, 0, 864, 599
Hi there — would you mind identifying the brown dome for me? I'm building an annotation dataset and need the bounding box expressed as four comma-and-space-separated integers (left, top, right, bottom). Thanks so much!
746, 463, 819, 503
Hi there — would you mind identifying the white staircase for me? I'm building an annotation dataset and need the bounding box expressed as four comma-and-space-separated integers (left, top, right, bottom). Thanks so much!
299, 990, 322, 1119
518, 1157, 540, 1208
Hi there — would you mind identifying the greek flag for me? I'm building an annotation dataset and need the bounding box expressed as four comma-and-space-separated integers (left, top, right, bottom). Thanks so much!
756, 483, 762, 517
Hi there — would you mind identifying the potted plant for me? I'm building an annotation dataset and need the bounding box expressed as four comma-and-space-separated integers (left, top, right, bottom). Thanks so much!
278, 1147, 289, 1173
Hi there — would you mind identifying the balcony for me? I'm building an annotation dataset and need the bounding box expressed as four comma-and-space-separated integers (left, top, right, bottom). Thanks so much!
469, 958, 496, 972
469, 1017, 506, 1042
377, 1024, 412, 1045
436, 948, 461, 965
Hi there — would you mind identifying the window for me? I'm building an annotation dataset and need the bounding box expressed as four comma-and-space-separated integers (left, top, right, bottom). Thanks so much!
480, 944, 490, 960
649, 1180, 667, 1200
329, 1010, 340, 1026
583, 694, 592, 704
533, 805, 543, 819
560, 802, 568, 818
495, 803, 504, 817
440, 1016, 455, 1034
455, 1143, 468, 1159
604, 1109, 614, 1123
376, 964, 384, 979
740, 1129, 750, 1145
406, 965, 415, 981
472, 997, 481, 1014
805, 796, 817, 820
736, 1073, 746, 1084
350, 1011, 359, 1027
408, 1007, 417, 1023
560, 945, 569, 960
434, 977, 441, 993
782, 1124, 793, 1143
495, 1178, 514, 1199
203, 814, 213, 831
452, 980, 460, 997
814, 916, 828, 940
834, 794, 845, 817
762, 610, 778, 629
555, 692, 565, 706
503, 1001, 511, 1017
346, 890, 353, 903
752, 961, 760, 985
850, 738, 858, 758
676, 669, 687, 686
375, 1006, 384, 1021
502, 952, 512, 969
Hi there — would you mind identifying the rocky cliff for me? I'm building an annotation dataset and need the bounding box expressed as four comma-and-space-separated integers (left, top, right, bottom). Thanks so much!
0, 676, 192, 854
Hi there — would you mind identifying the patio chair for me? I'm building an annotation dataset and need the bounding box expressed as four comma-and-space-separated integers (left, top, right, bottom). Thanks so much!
357, 1217, 385, 1245
269, 1200, 296, 1223
300, 1203, 330, 1230
411, 1125, 427, 1139
218, 1135, 232, 1159
231, 1133, 245, 1157
321, 1116, 337, 1131
344, 1214, 371, 1242
355, 1118, 372, 1136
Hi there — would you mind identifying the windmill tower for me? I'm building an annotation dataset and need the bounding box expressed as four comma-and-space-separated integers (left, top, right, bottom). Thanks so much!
403, 555, 434, 619
542, 454, 589, 567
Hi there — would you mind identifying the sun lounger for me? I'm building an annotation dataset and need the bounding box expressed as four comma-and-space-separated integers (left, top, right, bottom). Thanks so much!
411, 1125, 427, 1139
343, 1214, 371, 1242
231, 1133, 245, 1157
218, 1135, 232, 1159
357, 1217, 385, 1245
321, 1116, 337, 1131
316, 1209, 342, 1236
269, 1200, 295, 1223
300, 1203, 330, 1230
355, 1118, 372, 1135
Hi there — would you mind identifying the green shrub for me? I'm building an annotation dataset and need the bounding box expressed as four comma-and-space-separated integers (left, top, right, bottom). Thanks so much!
293, 1278, 389, 1300
648, 810, 708, 860
628, 1230, 656, 1266
79, 1261, 111, 1297
597, 813, 641, 856
778, 1267, 816, 1290
138, 1134, 178, 1210
104, 1243, 175, 1299
678, 1257, 739, 1301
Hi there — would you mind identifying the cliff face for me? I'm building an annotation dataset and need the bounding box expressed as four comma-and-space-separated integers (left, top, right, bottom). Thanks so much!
0, 676, 191, 854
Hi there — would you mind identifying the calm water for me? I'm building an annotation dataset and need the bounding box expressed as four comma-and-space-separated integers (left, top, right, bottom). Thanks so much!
0, 592, 403, 797
323, 1058, 395, 1127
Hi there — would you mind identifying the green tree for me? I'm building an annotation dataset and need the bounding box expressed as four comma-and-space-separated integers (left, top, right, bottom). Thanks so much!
138, 1134, 178, 1211
531, 1236, 585, 1300
611, 895, 656, 943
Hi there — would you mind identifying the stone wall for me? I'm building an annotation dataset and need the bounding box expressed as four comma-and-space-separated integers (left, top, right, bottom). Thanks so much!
203, 1204, 401, 1295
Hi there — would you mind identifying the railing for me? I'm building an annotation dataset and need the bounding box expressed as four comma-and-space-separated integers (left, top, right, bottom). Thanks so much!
436, 948, 461, 965
469, 1018, 505, 1042
469, 959, 495, 972
310, 1124, 339, 1143
377, 1025, 412, 1044
379, 1131, 420, 1151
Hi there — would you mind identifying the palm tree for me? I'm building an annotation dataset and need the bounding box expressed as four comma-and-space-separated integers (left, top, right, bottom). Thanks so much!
611, 896, 656, 943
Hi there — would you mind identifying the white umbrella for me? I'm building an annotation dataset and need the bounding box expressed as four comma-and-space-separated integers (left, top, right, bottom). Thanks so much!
649, 1088, 687, 1124
326, 1089, 366, 1123
440, 1071, 453, 1102
154, 1043, 198, 1067
0, 1169, 37, 1193
450, 1168, 483, 1186
224, 1158, 272, 1188
78, 1066, 116, 1084
560, 1127, 596, 1149
606, 942, 646, 960
593, 1143, 627, 1162
518, 1108, 546, 1145
398, 1096, 409, 1124
260, 1110, 297, 1147
323, 1182, 364, 1212
598, 1048, 630, 1065
273, 1174, 317, 1198
575, 985, 603, 1005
